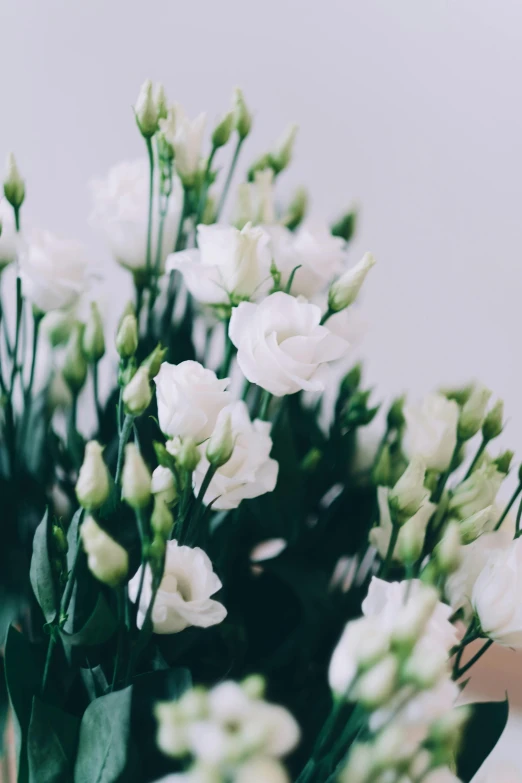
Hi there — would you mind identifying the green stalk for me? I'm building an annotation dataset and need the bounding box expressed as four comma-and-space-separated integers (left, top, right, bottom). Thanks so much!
494, 482, 522, 531
144, 137, 155, 280
195, 145, 217, 226
215, 137, 243, 220
184, 464, 217, 544
219, 320, 235, 379
454, 638, 493, 679
379, 522, 400, 579
258, 389, 272, 421
432, 439, 463, 504
92, 361, 102, 432
115, 414, 134, 485
320, 307, 335, 326
111, 587, 126, 692
463, 436, 487, 480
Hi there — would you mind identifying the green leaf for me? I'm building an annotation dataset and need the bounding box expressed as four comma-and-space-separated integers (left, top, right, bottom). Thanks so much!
456, 697, 509, 782
66, 508, 83, 571
4, 626, 43, 783
62, 593, 117, 646
28, 697, 80, 783
29, 508, 58, 624
80, 665, 109, 702
74, 686, 134, 783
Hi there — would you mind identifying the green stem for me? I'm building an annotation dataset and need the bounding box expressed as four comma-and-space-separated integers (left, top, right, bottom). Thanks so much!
320, 307, 335, 326
515, 496, 522, 537
115, 414, 134, 485
92, 361, 102, 432
9, 275, 23, 399
432, 439, 463, 504
454, 639, 494, 679
494, 482, 522, 531
144, 136, 155, 280
216, 137, 243, 220
195, 146, 217, 226
219, 321, 235, 379
241, 378, 252, 402
464, 437, 487, 480
258, 389, 272, 421
185, 464, 217, 544
379, 522, 400, 579
41, 633, 57, 697
25, 310, 42, 404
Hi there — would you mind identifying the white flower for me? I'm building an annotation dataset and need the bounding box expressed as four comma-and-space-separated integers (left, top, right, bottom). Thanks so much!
229, 292, 348, 396
446, 530, 512, 617
194, 401, 278, 510
151, 465, 177, 505
129, 540, 227, 633
472, 535, 522, 648
458, 383, 492, 441
328, 252, 376, 312
448, 463, 504, 519
328, 616, 390, 696
75, 441, 110, 511
154, 361, 231, 441
254, 169, 276, 224
389, 456, 429, 520
362, 577, 458, 653
160, 104, 206, 186
370, 487, 435, 563
90, 158, 182, 273
266, 221, 347, 299
235, 757, 290, 783
0, 199, 18, 270
20, 230, 89, 313
80, 517, 128, 587
167, 223, 272, 305
403, 393, 459, 472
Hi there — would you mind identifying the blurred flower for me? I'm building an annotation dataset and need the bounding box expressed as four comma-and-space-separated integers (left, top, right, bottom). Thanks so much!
76, 441, 110, 511
472, 535, 522, 648
448, 463, 504, 519
160, 104, 206, 187
370, 486, 435, 563
80, 517, 128, 587
403, 393, 459, 472
21, 230, 89, 313
0, 199, 18, 271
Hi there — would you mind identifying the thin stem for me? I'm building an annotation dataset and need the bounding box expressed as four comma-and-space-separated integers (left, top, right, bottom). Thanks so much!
216, 137, 243, 220
144, 136, 155, 280
464, 437, 487, 480
195, 146, 217, 226
92, 361, 102, 432
241, 378, 252, 402
67, 393, 82, 470
454, 639, 494, 679
219, 320, 235, 379
379, 522, 400, 579
515, 495, 522, 537
115, 414, 134, 485
185, 464, 217, 543
25, 310, 42, 405
320, 306, 335, 326
135, 280, 145, 333
258, 389, 272, 421
432, 439, 462, 504
9, 275, 23, 398
494, 482, 522, 531
41, 633, 57, 696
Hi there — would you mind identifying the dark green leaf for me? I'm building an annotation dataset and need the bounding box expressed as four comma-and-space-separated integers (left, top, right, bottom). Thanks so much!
62, 593, 117, 646
28, 697, 80, 783
0, 656, 7, 755
29, 508, 58, 623
66, 508, 83, 571
80, 665, 109, 702
456, 697, 509, 782
74, 686, 133, 783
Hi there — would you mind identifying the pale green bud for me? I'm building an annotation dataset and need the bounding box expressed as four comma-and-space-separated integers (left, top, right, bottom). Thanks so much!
135, 79, 159, 138
271, 123, 299, 174
62, 323, 88, 393
434, 522, 461, 575
355, 655, 398, 710
241, 674, 265, 700
80, 516, 128, 587
387, 395, 406, 430
494, 450, 514, 475
82, 301, 105, 363
396, 515, 425, 564
47, 370, 73, 412
458, 507, 492, 545
4, 153, 25, 209
372, 444, 392, 487
155, 82, 168, 120
206, 412, 234, 468
123, 366, 152, 416
141, 343, 167, 379
121, 443, 151, 509
155, 701, 191, 757
118, 300, 136, 328
76, 441, 111, 511
391, 585, 439, 649
482, 399, 504, 441
151, 494, 174, 539
212, 111, 234, 149
116, 313, 138, 358
331, 209, 357, 243
52, 525, 68, 554
149, 533, 166, 576
233, 87, 252, 139
42, 310, 75, 347
389, 455, 428, 522
458, 384, 492, 441
403, 643, 448, 690
282, 187, 308, 231
177, 437, 201, 472
338, 743, 373, 783
328, 252, 376, 312
373, 725, 411, 769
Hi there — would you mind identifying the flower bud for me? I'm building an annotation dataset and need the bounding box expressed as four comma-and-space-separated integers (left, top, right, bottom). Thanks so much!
282, 187, 308, 231
373, 725, 411, 768
458, 384, 492, 441
76, 441, 111, 511
177, 437, 201, 472
402, 643, 448, 689
328, 252, 376, 312
155, 82, 168, 120
135, 79, 159, 138
151, 465, 177, 505
42, 310, 75, 347
212, 111, 234, 149
121, 443, 151, 509
116, 313, 138, 358
387, 395, 406, 431
4, 153, 25, 209
430, 706, 470, 747
141, 343, 167, 379
241, 674, 266, 700
155, 702, 190, 758
80, 516, 128, 587
434, 520, 462, 574
372, 444, 392, 487
123, 366, 152, 416
149, 533, 166, 576
62, 323, 88, 393
396, 516, 425, 564
206, 412, 234, 468
458, 506, 492, 545
151, 494, 174, 539
494, 450, 514, 475
339, 743, 373, 783
52, 525, 68, 554
440, 383, 474, 407
271, 123, 299, 174
233, 87, 252, 139
331, 209, 357, 243
47, 370, 73, 412
391, 585, 439, 649
482, 400, 504, 441
389, 456, 428, 522
355, 655, 398, 710
82, 301, 105, 363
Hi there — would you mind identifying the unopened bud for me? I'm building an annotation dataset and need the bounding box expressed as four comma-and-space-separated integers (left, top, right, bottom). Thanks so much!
495, 450, 514, 475
121, 443, 151, 509
482, 400, 504, 441
233, 88, 252, 140
373, 725, 411, 768
135, 79, 159, 138
82, 301, 105, 363
76, 441, 111, 511
123, 366, 152, 416
43, 310, 75, 347
458, 384, 492, 441
212, 111, 234, 149
458, 507, 492, 545
155, 82, 168, 120
403, 644, 448, 689
355, 655, 398, 710
52, 525, 68, 554
206, 412, 234, 468
4, 153, 25, 209
387, 395, 406, 431
396, 516, 425, 564
241, 674, 265, 700
151, 494, 174, 539
80, 516, 128, 587
372, 444, 392, 487
430, 706, 470, 748
328, 252, 376, 312
389, 456, 428, 522
271, 123, 298, 174
282, 187, 308, 230
47, 371, 73, 412
141, 343, 167, 379
392, 585, 439, 649
177, 437, 201, 472
149, 533, 166, 576
62, 323, 88, 393
339, 743, 373, 783
301, 447, 322, 473
116, 313, 138, 358
331, 209, 357, 243
151, 465, 177, 505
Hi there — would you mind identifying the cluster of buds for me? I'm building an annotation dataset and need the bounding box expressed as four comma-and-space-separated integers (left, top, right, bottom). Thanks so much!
60, 303, 106, 394
116, 302, 165, 416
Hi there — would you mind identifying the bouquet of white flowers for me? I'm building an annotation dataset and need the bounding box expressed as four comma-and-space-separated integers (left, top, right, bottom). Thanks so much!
0, 80, 519, 783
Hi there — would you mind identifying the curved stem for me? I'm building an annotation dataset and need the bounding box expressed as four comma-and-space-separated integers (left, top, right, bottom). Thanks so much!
379, 522, 400, 579
320, 306, 335, 326
454, 638, 494, 679
495, 482, 522, 531
216, 137, 243, 220
464, 437, 487, 480
92, 361, 102, 432
115, 414, 134, 485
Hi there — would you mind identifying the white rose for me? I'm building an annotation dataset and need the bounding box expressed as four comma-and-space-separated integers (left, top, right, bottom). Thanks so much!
266, 220, 347, 299
448, 463, 504, 519
229, 292, 348, 396
446, 529, 512, 617
128, 539, 227, 634
370, 486, 436, 563
0, 199, 18, 270
472, 535, 522, 648
21, 230, 89, 313
160, 104, 206, 186
404, 393, 459, 472
167, 223, 272, 305
154, 360, 231, 441
193, 401, 278, 510
90, 158, 182, 273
